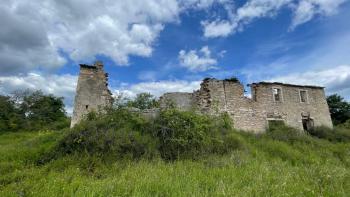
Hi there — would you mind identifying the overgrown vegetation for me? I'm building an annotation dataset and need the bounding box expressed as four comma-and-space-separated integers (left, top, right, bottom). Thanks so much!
0, 90, 70, 132
126, 92, 159, 110
1, 121, 349, 196
41, 108, 244, 163
1, 91, 350, 196
327, 94, 350, 125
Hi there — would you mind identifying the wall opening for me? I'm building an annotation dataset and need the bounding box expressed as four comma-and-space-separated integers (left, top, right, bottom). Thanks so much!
85, 105, 89, 110
302, 118, 314, 131
299, 90, 308, 103
272, 88, 282, 102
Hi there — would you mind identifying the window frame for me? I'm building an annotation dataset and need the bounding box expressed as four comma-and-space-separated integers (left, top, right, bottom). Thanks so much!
299, 89, 309, 103
272, 87, 283, 102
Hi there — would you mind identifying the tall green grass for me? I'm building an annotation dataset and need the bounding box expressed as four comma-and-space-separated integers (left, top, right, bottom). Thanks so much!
0, 109, 349, 196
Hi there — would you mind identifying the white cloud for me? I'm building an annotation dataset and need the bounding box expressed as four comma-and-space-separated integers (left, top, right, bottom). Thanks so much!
179, 46, 219, 72
290, 0, 347, 30
1, 0, 225, 75
0, 73, 201, 114
0, 73, 77, 114
113, 80, 201, 98
202, 0, 347, 38
0, 4, 66, 75
201, 20, 236, 38
268, 65, 350, 99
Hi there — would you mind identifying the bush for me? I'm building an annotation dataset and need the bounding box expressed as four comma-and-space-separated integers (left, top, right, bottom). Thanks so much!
47, 108, 159, 162
339, 119, 350, 129
45, 108, 245, 163
153, 110, 243, 160
308, 126, 350, 142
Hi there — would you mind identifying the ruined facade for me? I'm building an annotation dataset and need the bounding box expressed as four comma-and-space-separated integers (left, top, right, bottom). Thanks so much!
160, 78, 333, 133
71, 61, 113, 127
71, 61, 332, 132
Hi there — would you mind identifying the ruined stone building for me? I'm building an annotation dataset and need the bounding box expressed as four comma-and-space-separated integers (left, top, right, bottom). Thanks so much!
71, 61, 332, 133
71, 61, 113, 127
160, 78, 333, 133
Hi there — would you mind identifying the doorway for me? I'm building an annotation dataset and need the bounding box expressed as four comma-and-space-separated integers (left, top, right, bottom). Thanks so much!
302, 118, 314, 131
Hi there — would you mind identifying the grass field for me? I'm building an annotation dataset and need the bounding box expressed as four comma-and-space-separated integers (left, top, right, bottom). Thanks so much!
0, 130, 349, 197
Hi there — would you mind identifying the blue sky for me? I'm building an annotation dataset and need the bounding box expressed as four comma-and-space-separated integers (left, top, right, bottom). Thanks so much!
1, 0, 350, 114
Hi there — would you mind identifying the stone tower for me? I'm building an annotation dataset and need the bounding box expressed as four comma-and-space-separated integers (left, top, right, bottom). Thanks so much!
70, 61, 114, 127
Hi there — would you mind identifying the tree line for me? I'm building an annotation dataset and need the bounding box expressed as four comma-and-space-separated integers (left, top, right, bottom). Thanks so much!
0, 90, 69, 132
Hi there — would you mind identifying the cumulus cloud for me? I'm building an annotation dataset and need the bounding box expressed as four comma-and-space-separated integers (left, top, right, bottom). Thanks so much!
179, 46, 219, 72
201, 20, 236, 38
0, 0, 223, 75
0, 4, 66, 75
113, 80, 201, 98
268, 65, 350, 99
0, 73, 77, 114
202, 0, 347, 38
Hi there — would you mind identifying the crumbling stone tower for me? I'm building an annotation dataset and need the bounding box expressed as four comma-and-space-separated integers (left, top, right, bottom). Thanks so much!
71, 61, 113, 127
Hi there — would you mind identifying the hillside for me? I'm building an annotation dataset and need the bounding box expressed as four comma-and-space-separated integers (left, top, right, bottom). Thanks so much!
1, 120, 349, 196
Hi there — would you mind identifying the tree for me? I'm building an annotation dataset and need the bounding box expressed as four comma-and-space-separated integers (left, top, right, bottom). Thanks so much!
127, 93, 159, 110
20, 90, 67, 129
327, 94, 350, 125
0, 96, 23, 132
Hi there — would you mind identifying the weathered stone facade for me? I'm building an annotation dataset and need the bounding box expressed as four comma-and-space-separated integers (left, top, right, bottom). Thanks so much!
71, 61, 332, 132
160, 78, 333, 133
71, 61, 113, 127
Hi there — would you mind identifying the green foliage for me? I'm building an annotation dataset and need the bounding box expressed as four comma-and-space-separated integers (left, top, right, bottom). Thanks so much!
224, 76, 239, 82
49, 108, 158, 161
20, 90, 68, 130
127, 92, 159, 110
339, 119, 350, 129
1, 128, 350, 196
154, 110, 243, 160
48, 108, 243, 162
327, 94, 350, 125
0, 90, 70, 132
0, 95, 24, 132
266, 121, 307, 143
308, 126, 350, 142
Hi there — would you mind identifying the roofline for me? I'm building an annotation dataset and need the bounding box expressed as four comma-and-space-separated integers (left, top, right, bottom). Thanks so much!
80, 64, 97, 69
249, 82, 324, 89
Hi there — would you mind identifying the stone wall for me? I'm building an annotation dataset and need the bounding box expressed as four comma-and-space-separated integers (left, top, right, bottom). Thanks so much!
70, 61, 113, 127
160, 78, 333, 133
250, 82, 333, 131
71, 61, 333, 133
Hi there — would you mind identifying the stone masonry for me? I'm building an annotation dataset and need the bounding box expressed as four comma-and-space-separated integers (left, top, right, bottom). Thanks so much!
70, 61, 113, 127
160, 78, 333, 133
71, 61, 333, 133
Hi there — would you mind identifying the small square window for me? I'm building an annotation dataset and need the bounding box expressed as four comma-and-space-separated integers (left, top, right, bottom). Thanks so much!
272, 88, 282, 102
300, 90, 307, 103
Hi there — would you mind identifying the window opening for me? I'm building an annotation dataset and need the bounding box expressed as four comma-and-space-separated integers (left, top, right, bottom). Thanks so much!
272, 88, 282, 102
300, 90, 307, 103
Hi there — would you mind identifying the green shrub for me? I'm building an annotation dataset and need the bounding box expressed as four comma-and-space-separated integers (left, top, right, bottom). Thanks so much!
339, 119, 350, 129
309, 126, 350, 142
44, 108, 245, 163
46, 108, 159, 162
153, 109, 243, 160
154, 109, 211, 160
